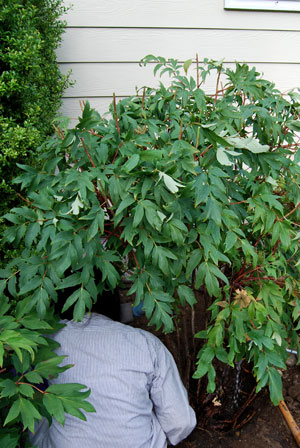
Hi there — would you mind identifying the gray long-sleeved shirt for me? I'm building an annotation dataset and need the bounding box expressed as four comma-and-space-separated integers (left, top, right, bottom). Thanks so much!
30, 313, 196, 448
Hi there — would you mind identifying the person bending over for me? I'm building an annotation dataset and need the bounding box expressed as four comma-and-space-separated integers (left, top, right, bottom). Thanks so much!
30, 292, 196, 447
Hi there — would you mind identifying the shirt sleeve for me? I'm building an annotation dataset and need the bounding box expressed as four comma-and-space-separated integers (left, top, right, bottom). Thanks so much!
149, 340, 196, 446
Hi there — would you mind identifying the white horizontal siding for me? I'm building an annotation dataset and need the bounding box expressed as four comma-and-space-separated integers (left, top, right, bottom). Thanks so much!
63, 0, 300, 30
59, 0, 300, 121
57, 28, 300, 64
61, 62, 300, 98
59, 98, 125, 122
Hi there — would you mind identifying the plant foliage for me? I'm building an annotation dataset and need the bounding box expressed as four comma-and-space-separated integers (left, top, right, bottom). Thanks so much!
0, 0, 71, 260
0, 297, 95, 447
2, 56, 300, 412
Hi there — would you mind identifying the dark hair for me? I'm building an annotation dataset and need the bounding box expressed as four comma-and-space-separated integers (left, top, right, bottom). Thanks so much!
55, 288, 121, 321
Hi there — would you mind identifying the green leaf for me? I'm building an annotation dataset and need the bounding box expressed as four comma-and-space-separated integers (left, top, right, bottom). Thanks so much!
57, 273, 82, 290
115, 195, 135, 216
19, 276, 42, 295
34, 355, 71, 379
73, 289, 92, 320
24, 371, 43, 384
0, 379, 18, 398
245, 137, 269, 153
20, 316, 52, 330
18, 384, 34, 399
0, 431, 20, 448
122, 154, 140, 173
19, 397, 42, 432
207, 364, 216, 393
287, 120, 300, 132
87, 216, 99, 242
205, 270, 219, 297
204, 197, 222, 226
268, 367, 283, 405
46, 383, 96, 421
133, 202, 144, 227
158, 172, 184, 194
177, 285, 197, 306
143, 292, 155, 318
295, 147, 300, 164
216, 148, 233, 166
208, 263, 229, 284
140, 151, 162, 163
183, 59, 193, 74
224, 231, 237, 252
43, 393, 66, 425
0, 343, 4, 367
4, 399, 21, 426
25, 222, 40, 248
68, 194, 84, 215
8, 276, 17, 298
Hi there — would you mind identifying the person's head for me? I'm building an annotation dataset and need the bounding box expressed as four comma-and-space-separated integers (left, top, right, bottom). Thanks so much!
55, 287, 121, 321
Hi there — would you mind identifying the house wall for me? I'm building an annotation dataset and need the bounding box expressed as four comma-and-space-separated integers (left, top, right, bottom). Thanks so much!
58, 0, 300, 123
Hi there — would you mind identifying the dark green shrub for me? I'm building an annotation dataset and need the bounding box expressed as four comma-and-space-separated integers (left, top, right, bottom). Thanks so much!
0, 0, 71, 247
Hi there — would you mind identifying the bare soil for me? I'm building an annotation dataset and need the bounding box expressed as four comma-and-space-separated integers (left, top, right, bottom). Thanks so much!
178, 362, 300, 448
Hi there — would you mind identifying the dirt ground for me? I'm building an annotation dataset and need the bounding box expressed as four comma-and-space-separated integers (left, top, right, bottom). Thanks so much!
177, 362, 300, 448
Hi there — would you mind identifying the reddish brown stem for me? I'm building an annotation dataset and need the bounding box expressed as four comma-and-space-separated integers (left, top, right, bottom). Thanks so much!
179, 119, 183, 140
89, 129, 103, 138
234, 266, 260, 284
111, 144, 122, 164
279, 202, 300, 222
199, 144, 213, 158
17, 193, 32, 205
53, 124, 65, 140
215, 68, 222, 104
272, 240, 280, 255
80, 137, 96, 168
142, 87, 146, 109
18, 382, 47, 395
229, 200, 248, 206
104, 230, 121, 238
131, 250, 141, 270
254, 236, 262, 248
79, 100, 86, 113
80, 137, 114, 214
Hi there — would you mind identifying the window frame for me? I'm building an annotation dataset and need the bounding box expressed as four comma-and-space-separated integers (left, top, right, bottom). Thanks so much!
224, 0, 300, 11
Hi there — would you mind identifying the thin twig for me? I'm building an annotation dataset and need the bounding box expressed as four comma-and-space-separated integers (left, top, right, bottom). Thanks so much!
229, 200, 248, 206
113, 93, 120, 135
199, 144, 213, 158
131, 250, 141, 270
196, 127, 200, 150
111, 143, 122, 164
53, 124, 65, 140
18, 382, 47, 395
279, 202, 300, 222
80, 137, 96, 168
17, 193, 32, 206
214, 68, 222, 104
79, 100, 86, 113
179, 119, 183, 140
